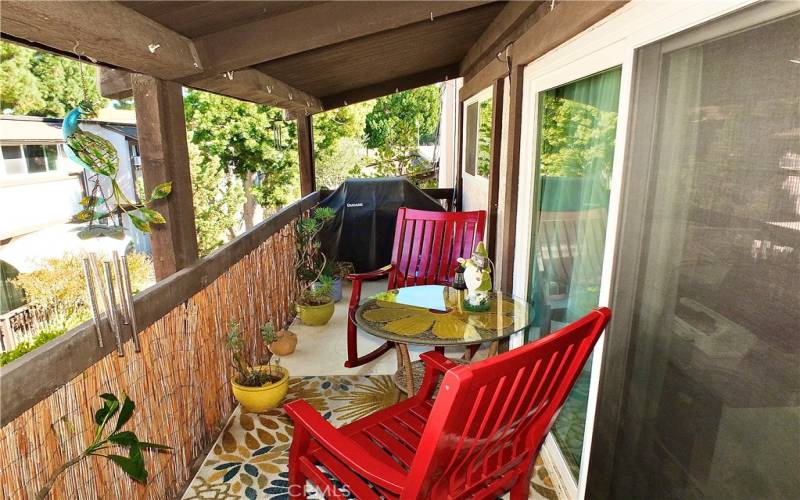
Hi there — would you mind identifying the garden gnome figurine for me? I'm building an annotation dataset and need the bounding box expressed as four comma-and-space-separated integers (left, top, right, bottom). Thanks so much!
457, 241, 492, 311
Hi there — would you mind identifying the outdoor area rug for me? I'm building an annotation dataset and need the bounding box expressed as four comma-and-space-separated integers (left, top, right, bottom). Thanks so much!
182, 375, 559, 499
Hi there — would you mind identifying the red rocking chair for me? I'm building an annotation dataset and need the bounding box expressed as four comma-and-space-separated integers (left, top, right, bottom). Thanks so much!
344, 208, 486, 367
285, 307, 611, 499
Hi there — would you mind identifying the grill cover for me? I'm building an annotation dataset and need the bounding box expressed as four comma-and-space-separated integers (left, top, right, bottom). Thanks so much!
318, 177, 444, 273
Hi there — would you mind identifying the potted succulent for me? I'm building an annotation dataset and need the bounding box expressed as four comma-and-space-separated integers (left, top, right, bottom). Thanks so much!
227, 320, 289, 412
295, 208, 336, 325
323, 261, 354, 303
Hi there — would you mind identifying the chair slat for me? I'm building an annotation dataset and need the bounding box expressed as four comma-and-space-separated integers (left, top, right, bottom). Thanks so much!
365, 425, 415, 468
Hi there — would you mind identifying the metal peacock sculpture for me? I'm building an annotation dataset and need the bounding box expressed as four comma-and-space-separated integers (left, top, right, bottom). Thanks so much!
63, 102, 171, 239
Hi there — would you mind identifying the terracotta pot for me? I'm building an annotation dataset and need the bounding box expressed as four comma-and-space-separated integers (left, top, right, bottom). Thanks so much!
269, 330, 298, 356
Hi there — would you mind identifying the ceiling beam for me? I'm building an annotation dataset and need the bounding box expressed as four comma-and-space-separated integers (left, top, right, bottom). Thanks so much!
192, 1, 492, 76
459, 1, 544, 79
97, 68, 134, 100
321, 64, 459, 110
98, 67, 323, 114
0, 0, 203, 80
191, 70, 323, 113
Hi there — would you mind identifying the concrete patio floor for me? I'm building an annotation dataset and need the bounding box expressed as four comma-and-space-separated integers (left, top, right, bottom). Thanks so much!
181, 280, 565, 499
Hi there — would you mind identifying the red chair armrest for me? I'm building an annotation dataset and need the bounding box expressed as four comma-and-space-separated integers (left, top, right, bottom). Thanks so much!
346, 264, 393, 282
417, 351, 460, 399
419, 351, 459, 373
284, 400, 406, 492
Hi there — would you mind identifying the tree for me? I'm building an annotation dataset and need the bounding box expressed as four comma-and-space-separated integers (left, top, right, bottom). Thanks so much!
187, 143, 245, 256
184, 91, 299, 231
0, 41, 107, 117
363, 85, 441, 177
312, 102, 372, 189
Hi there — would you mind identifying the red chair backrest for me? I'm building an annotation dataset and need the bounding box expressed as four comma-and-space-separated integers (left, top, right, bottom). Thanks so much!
404, 308, 611, 498
388, 208, 486, 289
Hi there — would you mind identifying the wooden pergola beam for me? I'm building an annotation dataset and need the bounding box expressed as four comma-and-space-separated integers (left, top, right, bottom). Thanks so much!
321, 64, 460, 110
1, 0, 202, 80
193, 1, 491, 76
459, 1, 544, 79
191, 69, 323, 114
297, 115, 316, 196
131, 74, 199, 280
98, 67, 322, 114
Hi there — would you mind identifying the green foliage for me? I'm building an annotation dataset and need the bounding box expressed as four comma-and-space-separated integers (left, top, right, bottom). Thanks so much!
226, 320, 282, 387
35, 393, 170, 500
313, 103, 374, 188
477, 99, 493, 177
295, 208, 335, 305
11, 253, 153, 316
0, 42, 107, 117
2, 253, 155, 366
363, 85, 441, 177
0, 310, 90, 366
188, 143, 246, 256
539, 93, 618, 181
184, 91, 299, 225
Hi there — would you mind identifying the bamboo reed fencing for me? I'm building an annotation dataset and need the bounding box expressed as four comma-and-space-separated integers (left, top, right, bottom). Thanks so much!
0, 223, 299, 499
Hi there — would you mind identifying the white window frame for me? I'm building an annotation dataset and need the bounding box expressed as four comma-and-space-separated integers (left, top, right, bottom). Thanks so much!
461, 85, 494, 182
508, 0, 793, 497
1, 143, 62, 176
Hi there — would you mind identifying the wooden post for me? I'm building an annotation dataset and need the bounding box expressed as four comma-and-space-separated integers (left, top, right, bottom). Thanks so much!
454, 101, 464, 212
498, 65, 524, 294
131, 74, 198, 280
297, 114, 316, 195
486, 79, 504, 264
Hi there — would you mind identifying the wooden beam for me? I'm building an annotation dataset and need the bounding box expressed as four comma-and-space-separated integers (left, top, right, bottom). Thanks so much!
460, 1, 628, 100
297, 114, 316, 195
191, 69, 323, 113
321, 64, 459, 110
97, 67, 133, 100
131, 74, 199, 280
1, 0, 202, 80
460, 1, 544, 78
486, 79, 504, 265
98, 67, 322, 114
498, 65, 524, 294
193, 1, 490, 76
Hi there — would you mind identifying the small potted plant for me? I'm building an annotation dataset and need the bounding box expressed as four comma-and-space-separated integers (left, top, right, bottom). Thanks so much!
227, 320, 289, 412
297, 274, 335, 325
295, 208, 336, 325
323, 261, 354, 303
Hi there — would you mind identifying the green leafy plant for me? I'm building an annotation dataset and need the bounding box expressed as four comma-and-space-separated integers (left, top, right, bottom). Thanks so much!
226, 320, 283, 387
303, 274, 335, 306
295, 207, 335, 306
35, 393, 170, 500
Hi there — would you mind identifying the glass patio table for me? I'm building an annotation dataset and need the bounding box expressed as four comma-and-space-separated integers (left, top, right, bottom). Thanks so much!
355, 285, 534, 395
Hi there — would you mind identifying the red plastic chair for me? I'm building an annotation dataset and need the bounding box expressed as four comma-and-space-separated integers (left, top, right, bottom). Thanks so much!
345, 208, 486, 367
286, 307, 611, 499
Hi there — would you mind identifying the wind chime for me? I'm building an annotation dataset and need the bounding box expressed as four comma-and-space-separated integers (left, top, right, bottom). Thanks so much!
65, 45, 171, 356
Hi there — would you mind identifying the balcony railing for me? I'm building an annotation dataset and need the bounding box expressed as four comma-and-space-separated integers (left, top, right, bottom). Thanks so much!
0, 187, 454, 498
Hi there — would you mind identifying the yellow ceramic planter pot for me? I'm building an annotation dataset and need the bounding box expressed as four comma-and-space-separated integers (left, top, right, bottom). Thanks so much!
231, 366, 289, 412
296, 300, 334, 326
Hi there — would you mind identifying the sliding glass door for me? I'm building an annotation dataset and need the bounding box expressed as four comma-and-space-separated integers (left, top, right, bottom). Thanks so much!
527, 68, 622, 478
592, 7, 799, 499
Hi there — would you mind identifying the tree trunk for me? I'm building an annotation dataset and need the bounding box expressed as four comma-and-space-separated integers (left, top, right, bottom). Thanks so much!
242, 173, 256, 232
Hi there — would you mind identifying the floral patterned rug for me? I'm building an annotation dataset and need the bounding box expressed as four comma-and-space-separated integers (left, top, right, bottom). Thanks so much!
182, 376, 559, 499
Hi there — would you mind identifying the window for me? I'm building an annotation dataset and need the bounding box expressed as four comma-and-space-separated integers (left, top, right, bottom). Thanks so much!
527, 67, 622, 477
462, 90, 493, 178
1, 144, 60, 175
604, 10, 799, 498
1, 145, 26, 175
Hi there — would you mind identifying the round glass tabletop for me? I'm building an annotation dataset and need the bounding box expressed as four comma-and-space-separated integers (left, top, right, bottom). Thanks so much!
355, 285, 534, 346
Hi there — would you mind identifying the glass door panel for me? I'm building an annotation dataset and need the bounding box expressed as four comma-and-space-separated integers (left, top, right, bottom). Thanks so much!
528, 67, 622, 477
602, 10, 799, 499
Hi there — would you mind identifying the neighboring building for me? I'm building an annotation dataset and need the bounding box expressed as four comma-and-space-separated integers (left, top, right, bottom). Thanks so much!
0, 113, 147, 314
